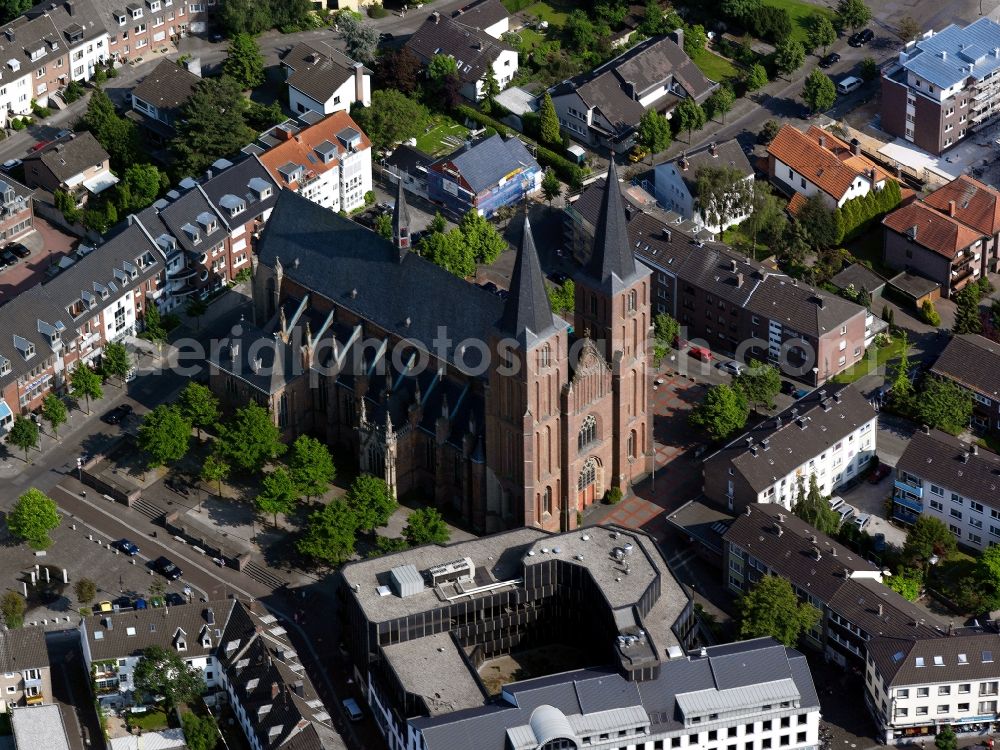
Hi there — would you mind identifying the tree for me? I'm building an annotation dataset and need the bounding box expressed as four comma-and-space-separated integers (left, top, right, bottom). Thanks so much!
903, 515, 957, 566
70, 362, 103, 414
8, 488, 60, 550
7, 416, 38, 463
289, 435, 336, 501
346, 474, 397, 533
115, 163, 165, 214
797, 193, 844, 249
428, 53, 458, 83
916, 376, 974, 435
223, 33, 265, 89
953, 284, 983, 335
935, 726, 957, 750
256, 467, 298, 526
898, 15, 920, 43
172, 77, 256, 177
218, 402, 286, 472
351, 90, 429, 151
403, 507, 451, 546
218, 0, 271, 35
837, 0, 872, 31
0, 0, 31, 25
684, 24, 707, 58
74, 577, 97, 605
888, 334, 914, 409
734, 359, 781, 412
745, 63, 769, 92
338, 11, 380, 65
420, 228, 475, 277
637, 109, 672, 152
802, 69, 837, 113
539, 92, 562, 146
758, 119, 781, 145
706, 86, 735, 123
178, 382, 219, 440
739, 575, 820, 646
695, 165, 754, 231
137, 405, 191, 469
722, 0, 762, 23
200, 453, 230, 498
185, 297, 208, 330
541, 168, 561, 205
752, 6, 793, 43
133, 645, 205, 708
460, 210, 507, 264
297, 500, 358, 565
374, 212, 393, 240
547, 279, 575, 316
41, 393, 68, 440
182, 712, 219, 750
746, 183, 787, 250
688, 384, 749, 441
101, 340, 132, 386
774, 39, 805, 78
885, 567, 923, 601
377, 47, 421, 94
808, 14, 837, 54
143, 303, 167, 342
0, 592, 25, 629
921, 299, 941, 326
673, 97, 706, 143
83, 87, 139, 170
859, 56, 879, 81
482, 65, 501, 111
792, 475, 840, 535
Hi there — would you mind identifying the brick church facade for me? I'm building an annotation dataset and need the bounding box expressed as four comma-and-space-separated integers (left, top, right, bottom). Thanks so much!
213, 163, 652, 534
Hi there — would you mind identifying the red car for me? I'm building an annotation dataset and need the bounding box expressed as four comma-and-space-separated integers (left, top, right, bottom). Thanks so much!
29, 140, 50, 153
688, 346, 713, 362
868, 463, 892, 483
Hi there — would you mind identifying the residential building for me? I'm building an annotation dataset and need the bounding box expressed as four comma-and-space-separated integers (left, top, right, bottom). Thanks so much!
767, 124, 894, 212
128, 58, 201, 141
281, 41, 370, 117
256, 112, 373, 214
340, 524, 700, 750
654, 139, 754, 235
404, 11, 517, 101
0, 220, 162, 426
866, 629, 1000, 742
703, 384, 877, 513
0, 175, 35, 249
930, 333, 1000, 434
891, 427, 1000, 551
426, 133, 541, 217
921, 175, 1000, 274
549, 31, 717, 154
382, 144, 435, 199
10, 704, 70, 750
723, 504, 948, 667
79, 600, 346, 749
566, 178, 877, 384
25, 0, 110, 83
22, 131, 116, 205
414, 638, 820, 750
881, 17, 1000, 155
224, 161, 653, 533
88, 0, 213, 63
0, 627, 52, 709
449, 0, 509, 39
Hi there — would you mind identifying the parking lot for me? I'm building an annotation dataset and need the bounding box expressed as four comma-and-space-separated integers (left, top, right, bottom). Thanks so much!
0, 217, 78, 302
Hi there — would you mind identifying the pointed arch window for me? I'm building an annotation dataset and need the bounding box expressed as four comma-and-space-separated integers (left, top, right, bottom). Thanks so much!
543, 486, 553, 515
578, 414, 597, 452
578, 458, 597, 490
627, 289, 637, 312
539, 344, 551, 369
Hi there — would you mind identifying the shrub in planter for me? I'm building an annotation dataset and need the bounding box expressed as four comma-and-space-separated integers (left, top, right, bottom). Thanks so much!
604, 487, 623, 505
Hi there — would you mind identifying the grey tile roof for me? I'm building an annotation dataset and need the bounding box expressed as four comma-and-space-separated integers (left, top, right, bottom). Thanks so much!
895, 427, 1000, 509
611, 35, 715, 100
156, 184, 228, 255
24, 131, 108, 183
497, 214, 559, 348
868, 630, 1000, 686
282, 41, 363, 104
131, 59, 201, 114
439, 133, 539, 195
930, 333, 1000, 402
405, 13, 513, 84
579, 160, 647, 293
198, 155, 279, 231
450, 0, 509, 31
898, 17, 1000, 90
26, 0, 105, 45
385, 145, 435, 176
573, 72, 647, 134
669, 139, 753, 196
0, 626, 49, 673
830, 263, 886, 294
828, 577, 948, 642
255, 190, 506, 373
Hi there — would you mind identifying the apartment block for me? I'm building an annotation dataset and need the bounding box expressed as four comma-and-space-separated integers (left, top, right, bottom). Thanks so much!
930, 334, 1000, 434
882, 17, 1000, 154
0, 627, 52, 710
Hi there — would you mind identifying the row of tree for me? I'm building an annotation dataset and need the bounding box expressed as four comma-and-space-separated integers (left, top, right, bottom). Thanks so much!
418, 210, 510, 278
688, 360, 783, 441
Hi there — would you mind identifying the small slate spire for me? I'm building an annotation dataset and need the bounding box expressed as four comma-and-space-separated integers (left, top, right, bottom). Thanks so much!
392, 178, 412, 261
586, 159, 637, 286
498, 211, 555, 348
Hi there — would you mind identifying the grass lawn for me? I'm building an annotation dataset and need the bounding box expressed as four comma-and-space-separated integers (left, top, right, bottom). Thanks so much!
721, 226, 770, 261
516, 26, 548, 54
128, 709, 169, 732
690, 47, 739, 82
831, 334, 907, 384
976, 433, 1000, 455
507, 0, 571, 27
415, 114, 470, 157
762, 0, 837, 46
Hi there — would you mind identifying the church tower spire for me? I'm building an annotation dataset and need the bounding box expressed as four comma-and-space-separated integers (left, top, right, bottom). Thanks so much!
392, 178, 412, 261
585, 159, 640, 291
497, 212, 555, 348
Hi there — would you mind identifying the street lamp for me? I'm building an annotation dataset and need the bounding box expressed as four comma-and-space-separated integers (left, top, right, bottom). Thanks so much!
77, 457, 83, 481
647, 449, 657, 492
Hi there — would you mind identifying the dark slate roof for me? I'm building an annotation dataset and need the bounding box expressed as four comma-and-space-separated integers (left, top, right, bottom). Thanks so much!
887, 270, 941, 299
0, 626, 49, 673
830, 263, 886, 294
579, 161, 649, 293
497, 214, 558, 348
930, 333, 1000, 402
412, 639, 819, 750
705, 384, 876, 493
895, 428, 1000, 509
405, 13, 513, 84
385, 145, 435, 176
438, 134, 539, 195
198, 155, 280, 232
255, 190, 505, 372
611, 35, 715, 100
282, 41, 364, 103
24, 131, 108, 183
828, 577, 948, 641
131, 59, 201, 112
157, 183, 228, 256
451, 0, 509, 29
869, 631, 1000, 687
670, 139, 753, 195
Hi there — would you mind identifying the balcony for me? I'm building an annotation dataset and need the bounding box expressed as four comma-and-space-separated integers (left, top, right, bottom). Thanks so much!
25, 693, 44, 705
893, 492, 923, 512
892, 505, 920, 525
894, 479, 923, 498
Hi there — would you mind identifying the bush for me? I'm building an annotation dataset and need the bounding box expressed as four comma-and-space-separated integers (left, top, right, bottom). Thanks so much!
605, 487, 623, 505
92, 68, 107, 84
364, 190, 376, 206
367, 4, 388, 18
921, 299, 941, 327
63, 80, 84, 103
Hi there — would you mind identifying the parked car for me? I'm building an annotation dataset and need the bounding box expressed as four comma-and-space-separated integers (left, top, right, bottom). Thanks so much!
97, 601, 113, 613
208, 30, 224, 43
342, 698, 364, 722
1, 249, 16, 266
29, 139, 51, 153
8, 243, 29, 259
828, 495, 845, 512
1, 158, 21, 171
112, 596, 133, 610
853, 512, 871, 531
688, 346, 713, 362
781, 381, 809, 399
718, 360, 745, 377
848, 28, 874, 47
868, 463, 892, 483
114, 538, 140, 556
819, 52, 841, 68
165, 592, 186, 606
835, 504, 856, 524
872, 533, 887, 553
101, 403, 133, 425
152, 556, 183, 580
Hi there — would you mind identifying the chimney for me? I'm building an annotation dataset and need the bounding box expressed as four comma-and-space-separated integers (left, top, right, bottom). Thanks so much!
679, 153, 688, 171
813, 546, 822, 561
850, 138, 861, 156
432, 11, 440, 23
271, 682, 279, 700
774, 524, 783, 537
280, 127, 294, 141
709, 141, 718, 156
662, 227, 672, 241
4, 28, 13, 42
777, 513, 785, 523
775, 416, 782, 428
736, 272, 744, 288
184, 56, 202, 77
817, 296, 825, 309
293, 680, 305, 697
730, 259, 738, 273
818, 134, 826, 149
65, 0, 74, 14
354, 61, 365, 104
972, 444, 979, 455
878, 603, 884, 617
962, 450, 970, 464
923, 424, 931, 434
671, 27, 684, 50
948, 200, 957, 217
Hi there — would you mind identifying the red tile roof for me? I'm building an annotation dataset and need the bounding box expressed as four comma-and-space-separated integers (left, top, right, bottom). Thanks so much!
768, 125, 865, 201
258, 111, 370, 192
922, 175, 1000, 237
882, 200, 985, 259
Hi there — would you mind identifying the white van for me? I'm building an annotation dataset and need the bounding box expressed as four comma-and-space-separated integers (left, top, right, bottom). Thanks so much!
837, 76, 863, 95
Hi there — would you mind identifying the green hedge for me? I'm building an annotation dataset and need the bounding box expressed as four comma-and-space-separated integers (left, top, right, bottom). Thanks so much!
455, 104, 586, 189
841, 180, 902, 240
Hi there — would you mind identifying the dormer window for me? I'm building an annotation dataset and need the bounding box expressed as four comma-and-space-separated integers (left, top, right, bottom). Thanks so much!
123, 261, 138, 279
13, 335, 34, 360
28, 46, 44, 62
0, 355, 10, 376
219, 193, 245, 217
248, 177, 271, 200
131, 6, 143, 19
148, 0, 160, 9
196, 211, 216, 234
117, 13, 126, 24
94, 282, 109, 300
182, 223, 200, 244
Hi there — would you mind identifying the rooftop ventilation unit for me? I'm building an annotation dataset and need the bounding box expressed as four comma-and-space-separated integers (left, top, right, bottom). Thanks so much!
427, 557, 475, 587
389, 564, 423, 597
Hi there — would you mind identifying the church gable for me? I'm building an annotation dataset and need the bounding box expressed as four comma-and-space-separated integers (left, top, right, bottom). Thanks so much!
566, 337, 612, 413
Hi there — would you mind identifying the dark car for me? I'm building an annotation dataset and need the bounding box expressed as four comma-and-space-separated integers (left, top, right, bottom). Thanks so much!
380, 31, 394, 42
868, 463, 892, 483
1, 249, 16, 266
101, 403, 133, 425
8, 243, 29, 259
208, 31, 224, 43
781, 380, 810, 399
849, 28, 874, 46
112, 596, 133, 610
114, 538, 140, 556
165, 592, 186, 606
819, 52, 841, 68
152, 556, 182, 580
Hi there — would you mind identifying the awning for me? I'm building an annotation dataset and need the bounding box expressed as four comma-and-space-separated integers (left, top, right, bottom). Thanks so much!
0, 398, 12, 425
82, 171, 120, 195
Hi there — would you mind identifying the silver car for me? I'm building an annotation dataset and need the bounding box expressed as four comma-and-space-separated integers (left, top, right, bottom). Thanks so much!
835, 504, 856, 525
